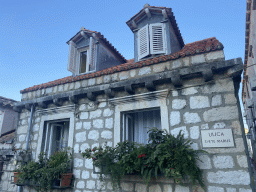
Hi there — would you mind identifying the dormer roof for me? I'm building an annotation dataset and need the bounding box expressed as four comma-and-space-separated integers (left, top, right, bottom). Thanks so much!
67, 28, 127, 63
126, 5, 184, 48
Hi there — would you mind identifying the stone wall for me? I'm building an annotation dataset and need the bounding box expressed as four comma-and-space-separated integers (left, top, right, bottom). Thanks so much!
12, 50, 253, 192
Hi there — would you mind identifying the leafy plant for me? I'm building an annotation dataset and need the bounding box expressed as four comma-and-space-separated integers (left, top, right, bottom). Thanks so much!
81, 128, 206, 190
15, 149, 73, 192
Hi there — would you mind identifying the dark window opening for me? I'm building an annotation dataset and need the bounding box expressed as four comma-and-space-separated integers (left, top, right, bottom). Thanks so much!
80, 51, 88, 73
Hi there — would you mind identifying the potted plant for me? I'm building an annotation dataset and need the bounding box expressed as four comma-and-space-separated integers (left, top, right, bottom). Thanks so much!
14, 149, 73, 191
81, 128, 206, 190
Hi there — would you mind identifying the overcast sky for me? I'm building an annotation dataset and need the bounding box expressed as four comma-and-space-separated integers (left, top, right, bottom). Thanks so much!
0, 0, 245, 101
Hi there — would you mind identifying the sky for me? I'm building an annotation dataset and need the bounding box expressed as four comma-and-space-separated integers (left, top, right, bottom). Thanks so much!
0, 0, 246, 101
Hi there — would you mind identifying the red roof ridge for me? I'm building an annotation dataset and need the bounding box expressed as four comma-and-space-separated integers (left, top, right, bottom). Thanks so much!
20, 37, 223, 94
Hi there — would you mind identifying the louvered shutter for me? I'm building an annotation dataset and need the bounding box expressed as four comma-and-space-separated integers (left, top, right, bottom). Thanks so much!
67, 41, 77, 74
138, 24, 150, 60
149, 23, 166, 54
88, 37, 96, 71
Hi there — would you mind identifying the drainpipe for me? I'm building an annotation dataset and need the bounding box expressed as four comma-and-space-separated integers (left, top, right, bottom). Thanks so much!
17, 104, 34, 192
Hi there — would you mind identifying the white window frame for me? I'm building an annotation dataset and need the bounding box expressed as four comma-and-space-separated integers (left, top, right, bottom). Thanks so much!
113, 97, 169, 146
36, 112, 75, 161
78, 47, 90, 74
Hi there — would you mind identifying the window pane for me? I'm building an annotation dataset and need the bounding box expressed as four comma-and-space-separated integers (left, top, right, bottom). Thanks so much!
80, 51, 87, 73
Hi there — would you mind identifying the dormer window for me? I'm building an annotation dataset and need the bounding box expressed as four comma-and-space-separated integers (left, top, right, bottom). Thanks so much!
67, 29, 126, 76
138, 23, 166, 60
126, 5, 184, 62
79, 47, 90, 74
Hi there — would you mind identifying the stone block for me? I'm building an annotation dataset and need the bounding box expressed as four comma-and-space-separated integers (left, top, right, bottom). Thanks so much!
138, 66, 151, 76
58, 85, 64, 92
213, 155, 234, 169
213, 122, 226, 129
88, 78, 95, 86
183, 57, 190, 66
191, 54, 206, 64
64, 83, 69, 91
190, 96, 210, 109
197, 155, 212, 169
19, 135, 26, 142
192, 186, 204, 192
121, 182, 134, 191
76, 122, 82, 130
17, 126, 28, 134
103, 75, 111, 83
190, 126, 200, 139
130, 69, 136, 77
170, 126, 188, 138
119, 71, 130, 80
170, 111, 180, 126
153, 62, 169, 72
201, 79, 234, 93
101, 131, 112, 139
172, 90, 178, 96
201, 124, 209, 129
237, 155, 248, 168
184, 112, 201, 124
149, 184, 161, 192
225, 94, 237, 104
239, 188, 252, 192
93, 119, 103, 129
231, 121, 242, 135
190, 142, 199, 150
89, 109, 102, 119
203, 106, 238, 122
96, 77, 102, 85
79, 104, 87, 111
105, 118, 113, 129
74, 158, 83, 167
80, 112, 89, 119
82, 170, 90, 179
97, 180, 105, 190
103, 108, 114, 117
206, 50, 225, 61
80, 143, 90, 152
111, 73, 118, 81
86, 180, 96, 189
83, 122, 92, 130
163, 185, 172, 192
181, 87, 198, 95
75, 131, 86, 142
172, 99, 186, 109
226, 188, 236, 192
88, 130, 99, 141
33, 124, 39, 132
85, 159, 93, 169
208, 186, 224, 192
74, 144, 79, 153
73, 169, 81, 179
98, 101, 107, 108
174, 185, 189, 192
135, 183, 147, 192
207, 170, 250, 185
172, 59, 182, 69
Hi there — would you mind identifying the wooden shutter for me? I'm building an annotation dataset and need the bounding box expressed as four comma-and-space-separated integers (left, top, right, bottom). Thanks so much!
67, 41, 77, 74
138, 24, 150, 60
149, 23, 166, 55
88, 37, 96, 71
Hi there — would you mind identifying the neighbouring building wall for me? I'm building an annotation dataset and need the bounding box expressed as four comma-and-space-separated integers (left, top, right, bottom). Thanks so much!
12, 50, 253, 192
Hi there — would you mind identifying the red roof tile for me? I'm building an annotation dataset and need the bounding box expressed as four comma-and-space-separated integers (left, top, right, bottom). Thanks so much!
0, 96, 17, 107
20, 37, 223, 94
0, 131, 15, 144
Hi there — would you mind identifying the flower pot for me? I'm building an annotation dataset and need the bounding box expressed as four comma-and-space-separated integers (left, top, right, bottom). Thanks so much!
60, 173, 73, 187
13, 172, 20, 184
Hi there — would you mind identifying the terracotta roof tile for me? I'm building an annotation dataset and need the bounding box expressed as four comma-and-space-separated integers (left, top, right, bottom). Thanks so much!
0, 131, 15, 144
20, 37, 223, 94
0, 96, 17, 107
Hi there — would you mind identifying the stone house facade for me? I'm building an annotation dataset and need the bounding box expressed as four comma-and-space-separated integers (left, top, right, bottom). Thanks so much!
0, 96, 18, 192
242, 0, 256, 163
8, 4, 254, 192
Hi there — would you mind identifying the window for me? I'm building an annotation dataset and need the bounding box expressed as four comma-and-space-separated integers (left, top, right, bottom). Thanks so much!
122, 108, 161, 144
42, 119, 69, 158
138, 23, 166, 60
67, 37, 96, 75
